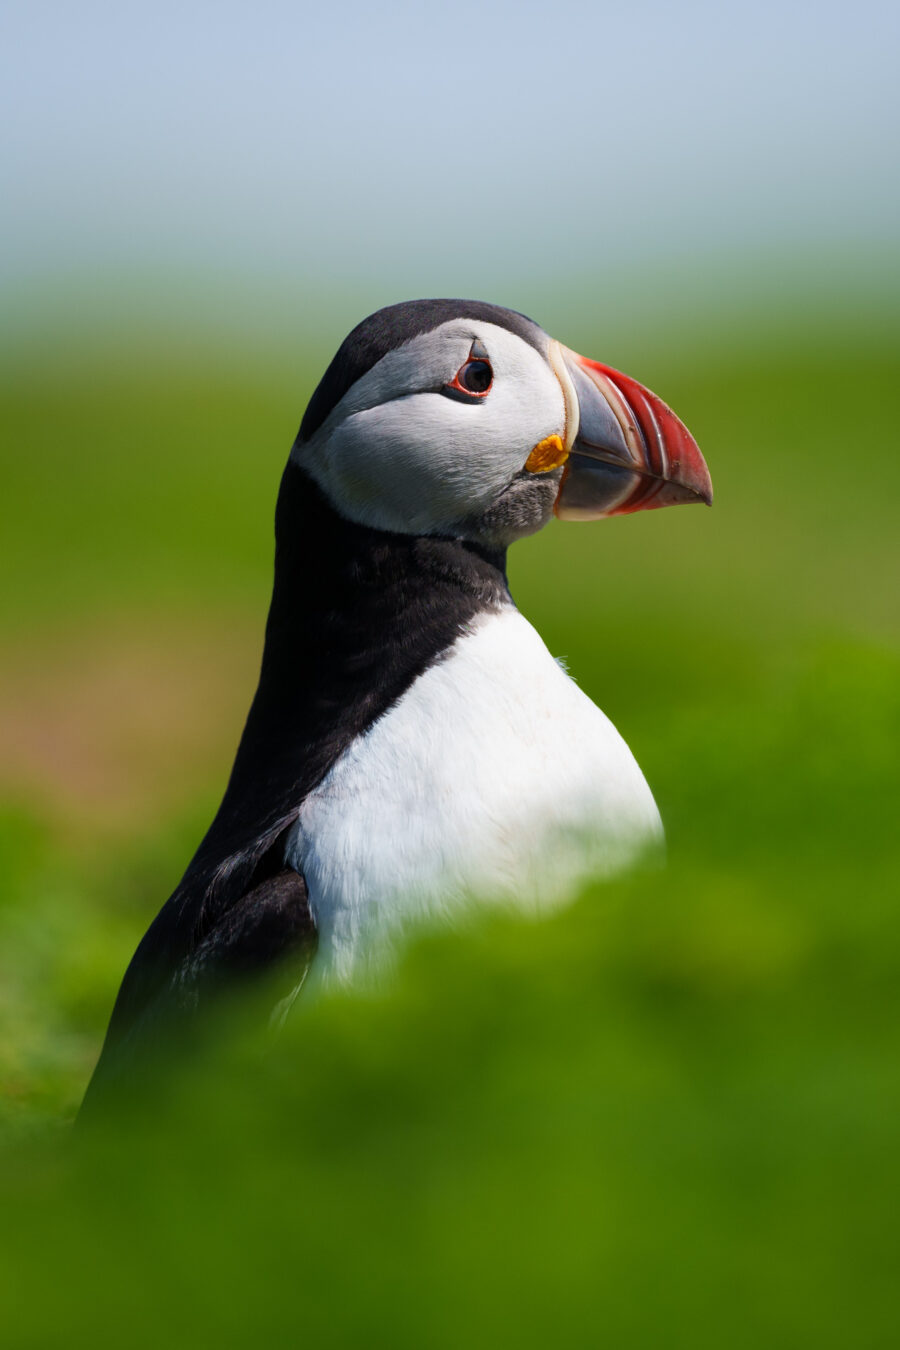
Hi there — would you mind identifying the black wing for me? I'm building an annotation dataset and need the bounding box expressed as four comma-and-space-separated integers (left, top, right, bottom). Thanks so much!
80, 867, 316, 1116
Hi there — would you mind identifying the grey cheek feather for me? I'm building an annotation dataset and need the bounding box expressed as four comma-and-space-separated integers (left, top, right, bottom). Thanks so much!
456, 467, 564, 548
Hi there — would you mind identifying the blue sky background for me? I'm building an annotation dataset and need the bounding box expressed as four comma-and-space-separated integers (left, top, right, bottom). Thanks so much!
3, 0, 898, 341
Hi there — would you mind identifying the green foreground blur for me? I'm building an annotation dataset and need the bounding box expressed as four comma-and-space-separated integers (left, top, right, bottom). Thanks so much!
0, 294, 897, 1345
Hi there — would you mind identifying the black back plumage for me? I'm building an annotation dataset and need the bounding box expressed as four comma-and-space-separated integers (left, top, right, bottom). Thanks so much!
84, 469, 510, 1100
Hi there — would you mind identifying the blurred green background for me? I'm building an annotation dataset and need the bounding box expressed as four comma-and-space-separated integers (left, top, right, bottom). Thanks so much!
2, 0, 899, 1344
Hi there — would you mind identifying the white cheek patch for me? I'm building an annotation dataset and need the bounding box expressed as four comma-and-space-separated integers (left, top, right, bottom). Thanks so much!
294, 320, 565, 536
319, 395, 500, 535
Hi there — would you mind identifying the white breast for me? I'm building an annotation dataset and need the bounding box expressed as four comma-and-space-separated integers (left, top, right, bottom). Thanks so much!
285, 606, 662, 983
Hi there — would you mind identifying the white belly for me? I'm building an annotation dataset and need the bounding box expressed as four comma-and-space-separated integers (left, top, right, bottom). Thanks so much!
286, 606, 662, 982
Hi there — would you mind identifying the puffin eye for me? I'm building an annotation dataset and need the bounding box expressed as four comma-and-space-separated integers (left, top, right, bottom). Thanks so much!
442, 350, 494, 403
458, 359, 492, 393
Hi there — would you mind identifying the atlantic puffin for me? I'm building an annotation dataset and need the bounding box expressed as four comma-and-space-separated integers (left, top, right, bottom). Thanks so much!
83, 299, 711, 1102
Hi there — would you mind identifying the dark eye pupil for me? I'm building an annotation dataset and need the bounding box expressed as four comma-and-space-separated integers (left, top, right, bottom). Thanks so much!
460, 359, 492, 393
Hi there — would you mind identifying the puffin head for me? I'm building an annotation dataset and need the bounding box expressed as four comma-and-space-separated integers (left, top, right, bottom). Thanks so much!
291, 299, 712, 548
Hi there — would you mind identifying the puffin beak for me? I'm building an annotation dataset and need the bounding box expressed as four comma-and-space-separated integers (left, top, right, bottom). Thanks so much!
548, 342, 713, 519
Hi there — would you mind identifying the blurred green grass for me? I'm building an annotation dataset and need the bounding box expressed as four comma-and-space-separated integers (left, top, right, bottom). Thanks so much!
0, 300, 898, 1343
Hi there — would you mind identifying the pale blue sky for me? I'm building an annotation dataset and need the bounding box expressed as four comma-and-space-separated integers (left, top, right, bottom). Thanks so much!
3, 0, 898, 330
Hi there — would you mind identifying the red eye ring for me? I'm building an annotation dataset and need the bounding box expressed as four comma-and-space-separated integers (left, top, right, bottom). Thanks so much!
444, 354, 493, 400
